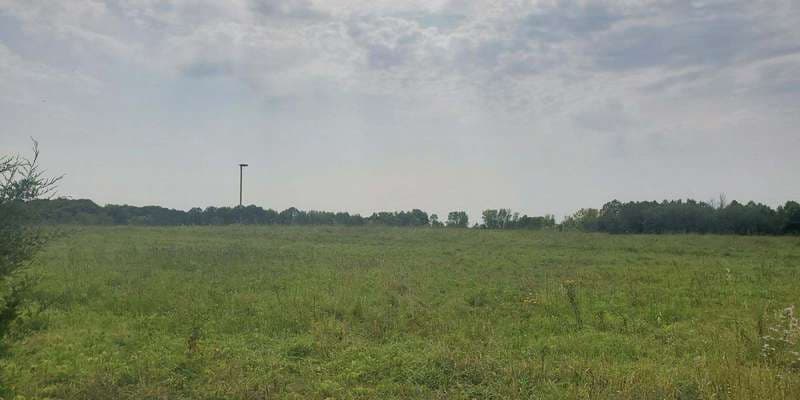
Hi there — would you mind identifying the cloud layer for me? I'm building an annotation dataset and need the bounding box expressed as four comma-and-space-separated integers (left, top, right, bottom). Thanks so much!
2, 0, 799, 218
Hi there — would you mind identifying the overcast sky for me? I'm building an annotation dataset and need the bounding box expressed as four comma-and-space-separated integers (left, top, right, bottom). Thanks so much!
2, 0, 799, 220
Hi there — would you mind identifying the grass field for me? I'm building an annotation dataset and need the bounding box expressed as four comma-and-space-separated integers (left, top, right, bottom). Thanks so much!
2, 226, 799, 399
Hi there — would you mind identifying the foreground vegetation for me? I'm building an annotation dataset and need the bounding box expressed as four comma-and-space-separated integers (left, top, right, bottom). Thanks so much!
1, 141, 60, 398
2, 226, 799, 399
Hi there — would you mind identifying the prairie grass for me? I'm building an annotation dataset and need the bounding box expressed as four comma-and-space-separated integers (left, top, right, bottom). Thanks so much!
1, 226, 799, 399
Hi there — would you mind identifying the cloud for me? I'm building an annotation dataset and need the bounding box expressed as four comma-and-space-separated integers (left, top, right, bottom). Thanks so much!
6, 0, 793, 110
520, 1, 623, 42
572, 99, 633, 133
584, 0, 800, 95
594, 18, 763, 71
2, 0, 800, 215
0, 42, 101, 105
250, 0, 326, 19
346, 16, 430, 69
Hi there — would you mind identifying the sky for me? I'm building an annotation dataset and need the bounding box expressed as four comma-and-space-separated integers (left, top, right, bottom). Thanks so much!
1, 0, 799, 221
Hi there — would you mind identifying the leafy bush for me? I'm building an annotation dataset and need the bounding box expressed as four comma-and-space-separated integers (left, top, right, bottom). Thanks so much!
0, 141, 60, 337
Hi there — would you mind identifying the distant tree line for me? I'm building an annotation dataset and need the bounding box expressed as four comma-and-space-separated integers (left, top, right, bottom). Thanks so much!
21, 197, 800, 235
562, 199, 800, 235
25, 199, 467, 228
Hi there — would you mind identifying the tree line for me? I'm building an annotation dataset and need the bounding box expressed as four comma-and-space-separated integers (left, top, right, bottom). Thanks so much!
21, 197, 800, 234
562, 199, 800, 235
25, 199, 558, 230
23, 199, 456, 228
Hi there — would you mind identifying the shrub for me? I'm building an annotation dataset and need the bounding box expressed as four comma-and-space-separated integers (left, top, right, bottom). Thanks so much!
0, 140, 60, 337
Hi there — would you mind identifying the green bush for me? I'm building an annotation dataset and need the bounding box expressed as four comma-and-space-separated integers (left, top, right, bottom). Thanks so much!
1, 141, 60, 337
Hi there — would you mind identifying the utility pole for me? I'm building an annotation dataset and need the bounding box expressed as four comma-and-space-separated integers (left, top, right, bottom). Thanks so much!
239, 163, 248, 206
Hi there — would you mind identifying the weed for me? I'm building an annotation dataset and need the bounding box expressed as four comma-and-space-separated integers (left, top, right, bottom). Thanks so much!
466, 290, 489, 307
186, 327, 201, 355
761, 305, 800, 369
563, 279, 582, 329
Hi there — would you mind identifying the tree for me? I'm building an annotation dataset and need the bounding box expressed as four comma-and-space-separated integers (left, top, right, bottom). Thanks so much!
408, 209, 430, 226
482, 209, 499, 229
430, 214, 444, 227
496, 209, 512, 229
279, 207, 302, 225
780, 201, 800, 234
562, 208, 599, 231
1, 140, 60, 337
446, 211, 469, 228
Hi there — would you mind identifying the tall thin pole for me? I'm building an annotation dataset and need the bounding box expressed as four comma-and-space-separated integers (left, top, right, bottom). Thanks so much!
239, 163, 248, 207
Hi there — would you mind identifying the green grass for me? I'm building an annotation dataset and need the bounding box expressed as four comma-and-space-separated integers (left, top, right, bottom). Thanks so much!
2, 226, 799, 399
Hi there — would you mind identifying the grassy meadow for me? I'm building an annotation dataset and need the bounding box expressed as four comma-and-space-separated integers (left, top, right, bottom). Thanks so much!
2, 226, 799, 399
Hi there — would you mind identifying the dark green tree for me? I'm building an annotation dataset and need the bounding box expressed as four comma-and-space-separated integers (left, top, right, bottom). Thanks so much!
780, 201, 800, 234
446, 211, 469, 228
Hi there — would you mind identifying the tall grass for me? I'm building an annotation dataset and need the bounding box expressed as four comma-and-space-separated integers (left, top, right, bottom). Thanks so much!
1, 226, 799, 399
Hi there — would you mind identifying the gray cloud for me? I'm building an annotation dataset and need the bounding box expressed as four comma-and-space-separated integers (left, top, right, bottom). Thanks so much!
1, 0, 799, 217
346, 16, 429, 69
755, 57, 800, 95
250, 0, 327, 19
520, 1, 622, 42
595, 19, 765, 71
572, 99, 633, 133
587, 2, 800, 75
180, 60, 233, 78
